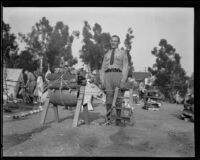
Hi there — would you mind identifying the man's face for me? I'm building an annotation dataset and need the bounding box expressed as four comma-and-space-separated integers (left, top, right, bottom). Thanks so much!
110, 37, 120, 49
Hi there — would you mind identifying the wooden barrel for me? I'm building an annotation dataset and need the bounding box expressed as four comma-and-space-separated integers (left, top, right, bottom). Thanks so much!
49, 90, 78, 106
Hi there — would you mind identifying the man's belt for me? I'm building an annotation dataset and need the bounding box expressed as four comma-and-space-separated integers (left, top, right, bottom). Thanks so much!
105, 68, 122, 73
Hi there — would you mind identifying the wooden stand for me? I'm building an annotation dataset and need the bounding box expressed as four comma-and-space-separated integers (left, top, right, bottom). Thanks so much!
111, 87, 134, 126
40, 86, 87, 127
72, 86, 88, 127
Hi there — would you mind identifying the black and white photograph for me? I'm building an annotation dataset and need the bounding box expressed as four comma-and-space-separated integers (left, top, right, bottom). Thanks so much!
2, 7, 195, 157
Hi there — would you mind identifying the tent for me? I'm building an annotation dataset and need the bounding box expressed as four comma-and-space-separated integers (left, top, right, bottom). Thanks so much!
132, 72, 151, 82
3, 68, 23, 101
81, 82, 106, 111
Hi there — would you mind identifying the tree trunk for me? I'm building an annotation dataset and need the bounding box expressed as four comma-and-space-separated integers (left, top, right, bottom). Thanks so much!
40, 56, 43, 73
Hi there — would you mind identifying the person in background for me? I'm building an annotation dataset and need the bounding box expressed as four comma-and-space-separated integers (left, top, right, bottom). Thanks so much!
14, 69, 27, 101
184, 88, 194, 105
144, 75, 152, 90
64, 61, 70, 73
33, 73, 44, 106
24, 70, 37, 103
45, 64, 51, 83
174, 90, 183, 104
101, 35, 129, 125
60, 56, 65, 68
139, 81, 145, 101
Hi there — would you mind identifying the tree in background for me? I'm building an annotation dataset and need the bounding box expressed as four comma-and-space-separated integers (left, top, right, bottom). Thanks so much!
124, 27, 135, 77
18, 17, 52, 72
80, 21, 111, 72
19, 17, 79, 73
148, 39, 189, 101
2, 21, 19, 68
15, 50, 40, 72
47, 21, 79, 68
79, 21, 111, 85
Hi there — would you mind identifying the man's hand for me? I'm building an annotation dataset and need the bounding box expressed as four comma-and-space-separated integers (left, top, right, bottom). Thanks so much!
119, 80, 126, 89
100, 82, 106, 91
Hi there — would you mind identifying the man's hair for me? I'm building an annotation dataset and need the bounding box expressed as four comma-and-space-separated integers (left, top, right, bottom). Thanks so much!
111, 35, 120, 43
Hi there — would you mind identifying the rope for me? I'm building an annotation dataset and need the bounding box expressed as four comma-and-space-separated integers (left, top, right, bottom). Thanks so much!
59, 74, 70, 107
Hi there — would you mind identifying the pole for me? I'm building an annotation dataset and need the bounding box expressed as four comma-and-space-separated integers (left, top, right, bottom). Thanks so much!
40, 56, 43, 73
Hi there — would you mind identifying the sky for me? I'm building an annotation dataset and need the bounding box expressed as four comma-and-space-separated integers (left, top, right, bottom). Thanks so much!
3, 7, 194, 76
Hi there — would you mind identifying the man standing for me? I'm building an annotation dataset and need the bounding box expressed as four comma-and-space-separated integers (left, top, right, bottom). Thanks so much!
101, 35, 129, 125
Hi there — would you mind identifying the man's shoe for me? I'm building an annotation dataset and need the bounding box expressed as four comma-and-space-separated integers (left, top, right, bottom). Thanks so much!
102, 121, 111, 126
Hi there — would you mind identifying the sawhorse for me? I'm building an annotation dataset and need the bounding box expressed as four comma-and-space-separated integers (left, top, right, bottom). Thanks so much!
40, 86, 89, 127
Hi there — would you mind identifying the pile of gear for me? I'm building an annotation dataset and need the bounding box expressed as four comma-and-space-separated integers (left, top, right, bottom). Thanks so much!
108, 82, 136, 127
180, 93, 194, 122
45, 68, 86, 107
143, 89, 163, 111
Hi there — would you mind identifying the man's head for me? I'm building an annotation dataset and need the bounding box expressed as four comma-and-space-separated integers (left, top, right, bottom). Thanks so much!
24, 70, 28, 75
110, 35, 120, 49
64, 61, 69, 68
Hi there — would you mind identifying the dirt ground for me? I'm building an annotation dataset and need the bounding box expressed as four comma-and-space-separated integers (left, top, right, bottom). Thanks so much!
3, 100, 194, 157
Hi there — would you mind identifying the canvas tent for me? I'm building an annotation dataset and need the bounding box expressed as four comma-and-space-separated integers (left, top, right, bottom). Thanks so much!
132, 72, 151, 83
3, 68, 23, 101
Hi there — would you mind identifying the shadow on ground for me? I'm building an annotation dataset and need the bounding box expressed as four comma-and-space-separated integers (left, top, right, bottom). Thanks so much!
3, 125, 50, 150
3, 116, 30, 123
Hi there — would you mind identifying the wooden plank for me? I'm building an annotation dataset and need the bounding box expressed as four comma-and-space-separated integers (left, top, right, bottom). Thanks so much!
117, 96, 129, 99
112, 88, 120, 125
53, 105, 59, 122
145, 96, 162, 100
112, 87, 119, 107
129, 89, 134, 107
72, 86, 85, 127
40, 89, 50, 125
83, 104, 89, 125
116, 116, 131, 121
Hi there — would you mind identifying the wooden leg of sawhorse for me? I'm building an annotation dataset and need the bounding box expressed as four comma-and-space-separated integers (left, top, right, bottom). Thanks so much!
53, 105, 59, 122
113, 88, 120, 124
40, 101, 59, 124
112, 87, 119, 108
40, 97, 50, 125
83, 104, 89, 125
72, 86, 85, 127
129, 89, 133, 107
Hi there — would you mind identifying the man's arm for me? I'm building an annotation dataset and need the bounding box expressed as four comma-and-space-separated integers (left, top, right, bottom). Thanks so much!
100, 55, 106, 85
26, 74, 30, 87
121, 51, 129, 82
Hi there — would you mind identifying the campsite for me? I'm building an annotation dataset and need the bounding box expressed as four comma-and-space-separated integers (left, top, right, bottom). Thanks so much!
3, 73, 194, 157
3, 7, 195, 157
3, 97, 194, 157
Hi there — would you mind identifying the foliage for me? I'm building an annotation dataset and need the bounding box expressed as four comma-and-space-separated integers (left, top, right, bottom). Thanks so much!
124, 27, 135, 76
2, 21, 19, 68
80, 21, 111, 71
148, 39, 189, 101
15, 50, 40, 72
18, 17, 79, 72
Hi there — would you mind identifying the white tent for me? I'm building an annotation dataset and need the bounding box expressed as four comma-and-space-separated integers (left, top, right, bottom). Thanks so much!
81, 82, 106, 111
3, 68, 23, 101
